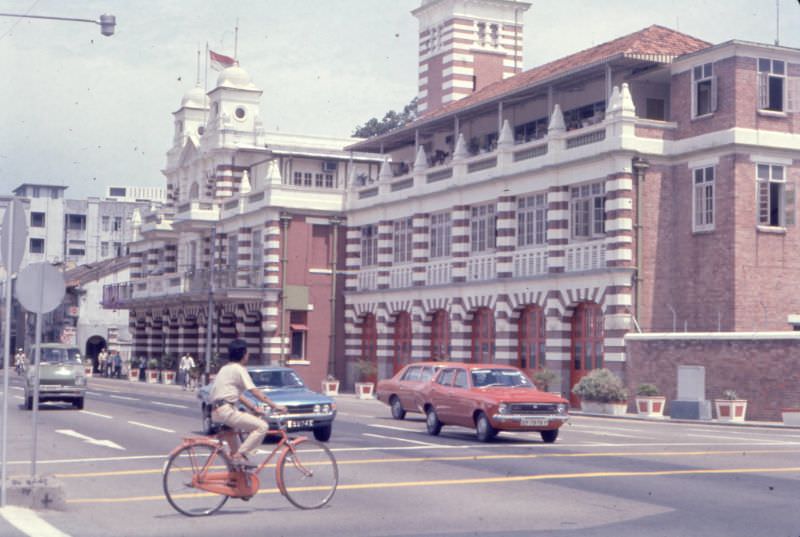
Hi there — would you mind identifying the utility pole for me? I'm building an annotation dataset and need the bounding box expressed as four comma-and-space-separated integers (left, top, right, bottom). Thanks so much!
204, 225, 216, 385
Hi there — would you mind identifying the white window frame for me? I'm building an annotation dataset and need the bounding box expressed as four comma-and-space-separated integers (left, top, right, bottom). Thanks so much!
757, 163, 794, 228
470, 203, 496, 253
360, 224, 378, 267
692, 62, 717, 118
517, 193, 547, 248
393, 217, 413, 264
571, 182, 605, 240
692, 166, 715, 232
758, 58, 786, 112
430, 212, 451, 259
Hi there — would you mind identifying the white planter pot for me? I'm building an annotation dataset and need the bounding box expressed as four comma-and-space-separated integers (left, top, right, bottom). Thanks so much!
162, 371, 176, 385
714, 399, 747, 422
128, 369, 139, 381
146, 370, 160, 384
580, 400, 628, 415
635, 396, 666, 417
321, 380, 340, 396
355, 382, 375, 399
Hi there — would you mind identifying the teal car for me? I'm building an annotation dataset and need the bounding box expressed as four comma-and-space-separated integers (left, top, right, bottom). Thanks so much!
24, 343, 87, 410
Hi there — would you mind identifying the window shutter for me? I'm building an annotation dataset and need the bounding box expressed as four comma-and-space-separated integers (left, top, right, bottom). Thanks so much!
710, 76, 718, 113
787, 77, 800, 113
786, 181, 796, 227
758, 72, 769, 109
758, 180, 769, 225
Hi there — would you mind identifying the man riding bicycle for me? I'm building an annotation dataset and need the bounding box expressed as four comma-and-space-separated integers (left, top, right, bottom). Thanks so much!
209, 339, 286, 467
14, 348, 26, 375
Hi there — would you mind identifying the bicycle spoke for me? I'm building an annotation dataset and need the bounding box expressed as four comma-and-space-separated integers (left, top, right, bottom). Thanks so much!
163, 443, 231, 516
278, 438, 338, 509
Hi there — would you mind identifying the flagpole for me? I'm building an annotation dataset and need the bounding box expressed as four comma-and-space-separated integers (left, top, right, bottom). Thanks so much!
196, 47, 201, 86
204, 42, 209, 126
234, 19, 239, 61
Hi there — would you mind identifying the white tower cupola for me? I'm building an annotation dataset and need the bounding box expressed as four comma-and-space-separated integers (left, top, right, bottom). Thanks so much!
204, 65, 264, 148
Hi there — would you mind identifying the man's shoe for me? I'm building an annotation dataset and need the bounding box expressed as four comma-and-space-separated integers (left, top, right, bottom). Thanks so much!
230, 454, 257, 469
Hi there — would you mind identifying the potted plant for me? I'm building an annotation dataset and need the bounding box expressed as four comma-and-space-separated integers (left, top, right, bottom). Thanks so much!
83, 356, 94, 378
161, 354, 177, 385
146, 357, 160, 384
354, 358, 377, 399
781, 406, 800, 426
714, 389, 747, 422
635, 383, 666, 418
321, 374, 340, 396
571, 368, 629, 415
532, 368, 557, 393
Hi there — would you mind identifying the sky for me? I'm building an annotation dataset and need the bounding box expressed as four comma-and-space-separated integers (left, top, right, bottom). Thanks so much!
1, 0, 799, 200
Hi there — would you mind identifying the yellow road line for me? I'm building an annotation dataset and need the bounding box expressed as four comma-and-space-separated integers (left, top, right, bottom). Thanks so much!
66, 465, 800, 505
51, 448, 800, 479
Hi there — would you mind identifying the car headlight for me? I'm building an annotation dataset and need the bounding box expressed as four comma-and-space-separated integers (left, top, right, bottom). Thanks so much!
321, 404, 330, 413
498, 403, 509, 415
557, 403, 567, 415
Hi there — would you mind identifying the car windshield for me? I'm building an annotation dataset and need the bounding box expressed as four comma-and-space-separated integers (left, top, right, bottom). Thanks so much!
471, 368, 533, 388
34, 347, 81, 364
250, 370, 305, 389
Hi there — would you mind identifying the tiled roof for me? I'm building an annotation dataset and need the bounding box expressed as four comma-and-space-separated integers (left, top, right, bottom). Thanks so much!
418, 25, 711, 122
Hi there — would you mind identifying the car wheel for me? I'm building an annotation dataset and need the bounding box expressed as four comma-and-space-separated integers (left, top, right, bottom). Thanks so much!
73, 398, 84, 410
540, 429, 559, 443
201, 407, 218, 435
390, 396, 406, 420
425, 407, 442, 436
475, 412, 497, 442
313, 423, 333, 442
25, 396, 32, 410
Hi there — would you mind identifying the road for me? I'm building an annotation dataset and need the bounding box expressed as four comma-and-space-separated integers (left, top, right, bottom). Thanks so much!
0, 372, 798, 537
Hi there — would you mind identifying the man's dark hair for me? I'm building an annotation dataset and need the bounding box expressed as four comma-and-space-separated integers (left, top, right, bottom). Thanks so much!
228, 338, 248, 362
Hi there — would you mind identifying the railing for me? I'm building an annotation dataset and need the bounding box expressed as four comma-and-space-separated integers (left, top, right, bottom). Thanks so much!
426, 260, 451, 286
357, 268, 379, 291
564, 241, 606, 272
466, 253, 497, 281
185, 267, 267, 292
513, 249, 548, 277
566, 128, 606, 149
102, 282, 133, 308
388, 265, 413, 288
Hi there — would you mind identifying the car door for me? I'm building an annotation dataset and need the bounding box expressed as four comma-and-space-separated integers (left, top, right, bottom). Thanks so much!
449, 368, 474, 427
398, 366, 421, 410
429, 368, 456, 423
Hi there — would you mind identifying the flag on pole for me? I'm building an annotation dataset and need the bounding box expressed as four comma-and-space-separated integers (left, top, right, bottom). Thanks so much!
209, 49, 236, 71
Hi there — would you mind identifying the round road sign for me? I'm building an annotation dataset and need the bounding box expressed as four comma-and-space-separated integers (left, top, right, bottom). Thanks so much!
16, 262, 65, 314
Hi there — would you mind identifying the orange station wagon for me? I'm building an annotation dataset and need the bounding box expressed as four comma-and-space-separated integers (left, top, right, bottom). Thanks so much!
376, 361, 444, 419
420, 363, 569, 442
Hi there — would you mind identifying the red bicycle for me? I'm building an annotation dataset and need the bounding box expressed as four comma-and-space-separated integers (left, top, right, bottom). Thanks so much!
162, 424, 338, 516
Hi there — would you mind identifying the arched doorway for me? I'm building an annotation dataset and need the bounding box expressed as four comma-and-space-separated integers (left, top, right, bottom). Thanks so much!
359, 313, 378, 383
85, 335, 107, 373
517, 305, 545, 377
430, 309, 450, 361
570, 302, 604, 407
393, 312, 411, 374
471, 307, 495, 363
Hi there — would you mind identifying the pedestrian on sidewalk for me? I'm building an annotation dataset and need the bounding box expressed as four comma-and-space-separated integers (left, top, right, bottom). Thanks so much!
111, 351, 122, 378
98, 348, 108, 377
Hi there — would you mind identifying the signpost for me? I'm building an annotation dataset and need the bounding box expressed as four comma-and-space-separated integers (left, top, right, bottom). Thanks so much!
15, 262, 66, 478
1, 198, 27, 507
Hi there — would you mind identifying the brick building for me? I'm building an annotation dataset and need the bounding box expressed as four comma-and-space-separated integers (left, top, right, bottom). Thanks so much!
343, 1, 800, 413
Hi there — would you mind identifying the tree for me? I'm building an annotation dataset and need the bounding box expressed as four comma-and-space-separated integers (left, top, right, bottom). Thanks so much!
353, 97, 418, 138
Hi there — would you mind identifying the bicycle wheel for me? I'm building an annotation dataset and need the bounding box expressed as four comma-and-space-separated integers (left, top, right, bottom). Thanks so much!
163, 443, 231, 516
277, 437, 338, 509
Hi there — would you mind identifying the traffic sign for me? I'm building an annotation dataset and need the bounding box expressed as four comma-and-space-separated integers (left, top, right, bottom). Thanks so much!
1, 199, 27, 274
16, 262, 65, 314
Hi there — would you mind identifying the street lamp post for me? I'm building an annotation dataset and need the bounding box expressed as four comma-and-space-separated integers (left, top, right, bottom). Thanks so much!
0, 12, 116, 36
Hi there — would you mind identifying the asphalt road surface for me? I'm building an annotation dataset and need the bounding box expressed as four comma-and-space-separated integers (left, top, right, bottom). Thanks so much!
0, 372, 798, 537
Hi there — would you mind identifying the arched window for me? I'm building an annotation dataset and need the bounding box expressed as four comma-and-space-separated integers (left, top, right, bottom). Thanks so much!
430, 310, 450, 361
360, 313, 378, 382
393, 312, 412, 373
471, 307, 495, 363
570, 302, 604, 405
518, 305, 546, 371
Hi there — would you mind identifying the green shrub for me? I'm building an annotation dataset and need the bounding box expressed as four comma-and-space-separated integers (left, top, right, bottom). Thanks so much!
572, 368, 628, 403
636, 383, 660, 396
532, 368, 557, 391
721, 389, 739, 400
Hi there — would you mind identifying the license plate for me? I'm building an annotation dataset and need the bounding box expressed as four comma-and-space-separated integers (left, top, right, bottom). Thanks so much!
286, 419, 314, 429
520, 417, 549, 427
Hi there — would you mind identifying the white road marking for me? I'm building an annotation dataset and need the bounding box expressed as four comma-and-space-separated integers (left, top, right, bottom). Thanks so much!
572, 430, 639, 438
109, 395, 138, 401
368, 423, 421, 433
571, 424, 647, 433
685, 432, 787, 444
151, 401, 188, 409
363, 432, 439, 446
127, 421, 175, 433
79, 410, 112, 419
0, 505, 71, 537
55, 429, 125, 451
13, 395, 23, 400
11, 386, 23, 391
86, 391, 102, 396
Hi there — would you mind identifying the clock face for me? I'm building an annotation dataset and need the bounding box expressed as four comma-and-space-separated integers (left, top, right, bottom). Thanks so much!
235, 107, 246, 120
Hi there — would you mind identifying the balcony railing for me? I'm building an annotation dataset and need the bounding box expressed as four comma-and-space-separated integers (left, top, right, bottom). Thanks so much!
564, 241, 606, 272
513, 248, 548, 277
389, 265, 413, 288
426, 260, 451, 286
357, 268, 379, 291
186, 267, 267, 292
466, 253, 497, 282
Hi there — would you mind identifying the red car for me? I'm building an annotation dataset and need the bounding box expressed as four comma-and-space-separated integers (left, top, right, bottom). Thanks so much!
420, 363, 569, 442
376, 361, 444, 419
